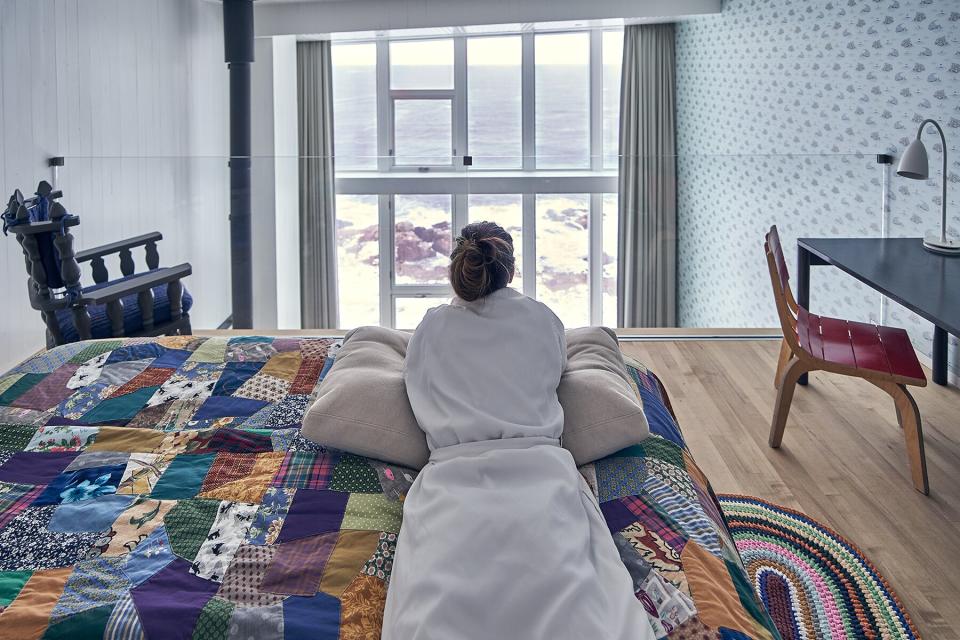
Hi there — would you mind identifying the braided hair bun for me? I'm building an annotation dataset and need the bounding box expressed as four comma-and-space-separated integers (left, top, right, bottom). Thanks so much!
449, 221, 515, 302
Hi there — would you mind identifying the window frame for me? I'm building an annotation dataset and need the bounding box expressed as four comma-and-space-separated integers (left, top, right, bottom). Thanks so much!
334, 28, 622, 328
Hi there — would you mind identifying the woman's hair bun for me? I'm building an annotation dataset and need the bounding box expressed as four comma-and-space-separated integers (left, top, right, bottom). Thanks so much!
449, 221, 515, 301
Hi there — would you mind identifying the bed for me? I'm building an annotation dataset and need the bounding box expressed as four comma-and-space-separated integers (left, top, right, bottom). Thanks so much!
0, 335, 779, 639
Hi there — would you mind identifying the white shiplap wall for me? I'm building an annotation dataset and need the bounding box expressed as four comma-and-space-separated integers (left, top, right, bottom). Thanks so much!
0, 0, 229, 370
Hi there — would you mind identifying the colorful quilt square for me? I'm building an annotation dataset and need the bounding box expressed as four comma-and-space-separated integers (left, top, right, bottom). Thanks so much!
246, 487, 296, 545
103, 343, 166, 365
25, 426, 98, 452
109, 367, 176, 398
595, 455, 648, 503
0, 424, 37, 452
200, 452, 285, 503
226, 600, 285, 640
150, 349, 193, 370
282, 591, 341, 640
0, 570, 33, 608
103, 497, 176, 557
211, 362, 264, 396
276, 489, 349, 543
289, 357, 326, 394
33, 464, 126, 506
342, 493, 402, 533
85, 427, 166, 453
130, 558, 220, 640
271, 451, 338, 490
260, 394, 310, 429
0, 505, 104, 571
163, 498, 222, 563
150, 453, 216, 500
260, 532, 338, 596
97, 358, 152, 387
232, 374, 291, 403
50, 556, 130, 622
199, 452, 256, 494
117, 453, 176, 495
9, 365, 78, 410
67, 340, 121, 365
64, 451, 130, 471
48, 494, 135, 533
123, 525, 175, 586
78, 386, 159, 424
191, 396, 269, 421
216, 544, 285, 607
0, 481, 44, 529
0, 451, 78, 484
318, 530, 381, 598
259, 351, 303, 382
191, 501, 259, 582
0, 373, 47, 405
225, 339, 277, 363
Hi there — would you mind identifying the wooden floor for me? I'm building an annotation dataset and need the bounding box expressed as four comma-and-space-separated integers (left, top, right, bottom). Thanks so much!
620, 340, 960, 639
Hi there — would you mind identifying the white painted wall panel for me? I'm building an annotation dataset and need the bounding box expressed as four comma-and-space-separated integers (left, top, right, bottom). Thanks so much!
0, 0, 229, 370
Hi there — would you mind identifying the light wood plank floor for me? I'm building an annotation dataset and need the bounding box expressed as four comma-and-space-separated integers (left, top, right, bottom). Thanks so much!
620, 340, 960, 639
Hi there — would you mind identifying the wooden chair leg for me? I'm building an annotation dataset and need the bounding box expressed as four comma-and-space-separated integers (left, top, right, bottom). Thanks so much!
770, 358, 808, 448
774, 339, 794, 390
873, 381, 929, 495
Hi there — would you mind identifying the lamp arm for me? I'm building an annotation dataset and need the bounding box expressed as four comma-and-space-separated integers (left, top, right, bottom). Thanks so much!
917, 119, 948, 242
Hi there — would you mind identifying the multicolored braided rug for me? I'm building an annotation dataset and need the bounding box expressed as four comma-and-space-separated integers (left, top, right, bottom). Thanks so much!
718, 495, 921, 640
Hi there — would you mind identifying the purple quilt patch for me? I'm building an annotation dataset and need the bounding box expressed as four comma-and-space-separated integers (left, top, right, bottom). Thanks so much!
0, 451, 79, 484
276, 489, 349, 543
130, 558, 220, 640
600, 497, 638, 534
10, 364, 79, 410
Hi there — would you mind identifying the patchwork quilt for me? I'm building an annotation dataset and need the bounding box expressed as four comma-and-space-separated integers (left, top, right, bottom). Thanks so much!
0, 336, 780, 640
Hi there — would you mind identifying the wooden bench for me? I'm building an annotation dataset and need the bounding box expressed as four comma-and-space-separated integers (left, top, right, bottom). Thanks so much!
764, 225, 929, 494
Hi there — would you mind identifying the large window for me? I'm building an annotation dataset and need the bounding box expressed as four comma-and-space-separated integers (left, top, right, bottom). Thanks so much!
332, 29, 621, 329
467, 37, 522, 168
535, 33, 590, 169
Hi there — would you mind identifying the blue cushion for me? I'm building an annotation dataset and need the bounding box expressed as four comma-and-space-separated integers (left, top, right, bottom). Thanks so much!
54, 271, 193, 342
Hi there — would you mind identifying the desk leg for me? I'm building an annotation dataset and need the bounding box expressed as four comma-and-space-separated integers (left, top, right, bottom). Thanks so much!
933, 326, 948, 386
797, 246, 811, 386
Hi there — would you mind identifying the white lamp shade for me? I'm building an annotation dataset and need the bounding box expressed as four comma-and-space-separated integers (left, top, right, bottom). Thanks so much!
897, 138, 929, 180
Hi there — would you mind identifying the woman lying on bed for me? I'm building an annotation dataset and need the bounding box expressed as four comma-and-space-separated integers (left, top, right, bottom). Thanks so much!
382, 221, 655, 639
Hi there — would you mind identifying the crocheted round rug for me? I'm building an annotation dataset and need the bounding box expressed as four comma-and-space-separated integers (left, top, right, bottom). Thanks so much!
718, 495, 921, 640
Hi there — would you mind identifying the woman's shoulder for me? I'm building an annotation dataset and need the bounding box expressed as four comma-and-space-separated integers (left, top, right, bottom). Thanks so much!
511, 292, 564, 334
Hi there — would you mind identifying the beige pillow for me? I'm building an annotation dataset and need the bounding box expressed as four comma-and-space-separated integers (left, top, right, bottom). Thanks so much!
303, 325, 648, 469
559, 326, 650, 465
301, 326, 430, 469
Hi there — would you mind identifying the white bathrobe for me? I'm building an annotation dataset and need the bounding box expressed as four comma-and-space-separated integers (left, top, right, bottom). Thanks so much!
382, 287, 655, 640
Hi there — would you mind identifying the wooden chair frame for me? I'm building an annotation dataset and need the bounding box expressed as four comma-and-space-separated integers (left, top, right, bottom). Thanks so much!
764, 226, 929, 494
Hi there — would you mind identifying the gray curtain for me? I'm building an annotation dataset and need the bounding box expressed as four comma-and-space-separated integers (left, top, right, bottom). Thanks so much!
297, 40, 339, 328
617, 23, 677, 328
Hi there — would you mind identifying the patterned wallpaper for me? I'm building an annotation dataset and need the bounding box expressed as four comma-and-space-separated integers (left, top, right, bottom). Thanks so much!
674, 0, 960, 376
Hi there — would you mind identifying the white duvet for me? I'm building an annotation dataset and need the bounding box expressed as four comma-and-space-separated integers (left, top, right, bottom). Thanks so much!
381, 287, 655, 640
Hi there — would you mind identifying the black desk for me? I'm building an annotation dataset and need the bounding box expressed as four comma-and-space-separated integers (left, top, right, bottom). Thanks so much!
797, 237, 959, 386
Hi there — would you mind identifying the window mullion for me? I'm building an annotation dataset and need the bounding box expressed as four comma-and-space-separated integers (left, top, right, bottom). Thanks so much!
521, 32, 535, 171
589, 192, 603, 325
379, 194, 394, 327
453, 36, 467, 163
589, 30, 603, 172
522, 193, 536, 298
376, 40, 392, 171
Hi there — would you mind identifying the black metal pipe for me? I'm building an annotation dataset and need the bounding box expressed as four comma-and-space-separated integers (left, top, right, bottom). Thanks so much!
223, 0, 254, 329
